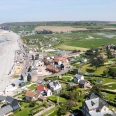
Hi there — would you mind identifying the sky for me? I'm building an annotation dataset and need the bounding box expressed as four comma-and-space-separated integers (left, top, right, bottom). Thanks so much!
0, 0, 116, 24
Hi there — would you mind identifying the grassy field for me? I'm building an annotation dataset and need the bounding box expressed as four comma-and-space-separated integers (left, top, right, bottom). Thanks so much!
13, 102, 40, 116
57, 44, 88, 51
42, 106, 58, 116
48, 95, 67, 103
64, 38, 116, 48
80, 64, 106, 74
105, 84, 116, 90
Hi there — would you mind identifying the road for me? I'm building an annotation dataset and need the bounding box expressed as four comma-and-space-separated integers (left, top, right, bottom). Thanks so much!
17, 35, 31, 74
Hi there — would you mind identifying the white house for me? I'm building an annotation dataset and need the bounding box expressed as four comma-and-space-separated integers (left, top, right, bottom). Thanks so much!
81, 58, 87, 63
47, 80, 62, 92
73, 74, 84, 83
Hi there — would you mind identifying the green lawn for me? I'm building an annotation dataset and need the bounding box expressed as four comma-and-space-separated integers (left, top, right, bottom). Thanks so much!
105, 84, 116, 90
14, 104, 39, 116
28, 84, 37, 90
61, 76, 71, 81
80, 64, 106, 74
42, 106, 58, 116
48, 95, 67, 103
101, 78, 116, 84
106, 93, 115, 101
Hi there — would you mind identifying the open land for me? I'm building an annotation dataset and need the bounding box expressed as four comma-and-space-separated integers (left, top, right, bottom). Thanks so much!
35, 26, 88, 32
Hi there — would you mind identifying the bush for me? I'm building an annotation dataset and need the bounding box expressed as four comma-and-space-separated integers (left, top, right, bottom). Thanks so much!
29, 101, 35, 107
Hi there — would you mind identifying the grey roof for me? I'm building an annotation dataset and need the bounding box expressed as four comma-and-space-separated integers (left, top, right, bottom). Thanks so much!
74, 74, 83, 80
0, 95, 6, 101
85, 93, 108, 111
90, 93, 108, 108
85, 98, 99, 110
6, 96, 15, 104
0, 105, 13, 116
49, 80, 59, 87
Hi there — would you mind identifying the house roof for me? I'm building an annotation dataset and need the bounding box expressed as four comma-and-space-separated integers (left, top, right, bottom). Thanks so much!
46, 65, 60, 73
37, 84, 45, 93
0, 95, 6, 101
48, 80, 59, 87
74, 74, 83, 80
85, 98, 99, 110
85, 93, 108, 111
0, 105, 13, 116
25, 91, 38, 98
37, 84, 49, 93
6, 96, 15, 104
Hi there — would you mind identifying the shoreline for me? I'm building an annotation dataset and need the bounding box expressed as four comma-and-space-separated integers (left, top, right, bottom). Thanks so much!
0, 30, 20, 92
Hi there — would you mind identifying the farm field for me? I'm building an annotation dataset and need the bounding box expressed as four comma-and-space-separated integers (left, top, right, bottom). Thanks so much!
57, 44, 88, 51
80, 64, 107, 74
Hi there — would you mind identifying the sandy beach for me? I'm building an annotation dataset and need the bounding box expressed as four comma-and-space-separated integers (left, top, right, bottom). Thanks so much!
0, 30, 20, 91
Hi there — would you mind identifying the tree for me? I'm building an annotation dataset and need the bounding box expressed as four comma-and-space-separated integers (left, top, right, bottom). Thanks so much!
58, 104, 67, 115
108, 67, 116, 77
106, 49, 112, 59
90, 57, 104, 69
90, 84, 104, 99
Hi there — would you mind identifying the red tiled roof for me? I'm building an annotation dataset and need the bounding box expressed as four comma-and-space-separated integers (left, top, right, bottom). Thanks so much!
46, 65, 60, 73
37, 84, 50, 93
37, 84, 44, 92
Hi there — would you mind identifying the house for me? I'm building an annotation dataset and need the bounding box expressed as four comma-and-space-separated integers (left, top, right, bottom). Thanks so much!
82, 93, 114, 116
6, 96, 20, 110
97, 54, 107, 59
73, 74, 84, 83
46, 65, 60, 73
47, 80, 62, 92
68, 52, 80, 58
25, 91, 38, 101
56, 51, 71, 57
79, 80, 90, 88
81, 58, 87, 63
36, 84, 52, 97
0, 105, 13, 116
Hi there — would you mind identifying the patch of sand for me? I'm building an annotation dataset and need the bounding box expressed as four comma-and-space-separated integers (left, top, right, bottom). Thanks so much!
35, 26, 88, 32
13, 65, 23, 75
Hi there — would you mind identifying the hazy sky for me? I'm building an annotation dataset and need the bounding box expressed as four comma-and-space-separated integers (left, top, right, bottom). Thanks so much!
0, 0, 116, 24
